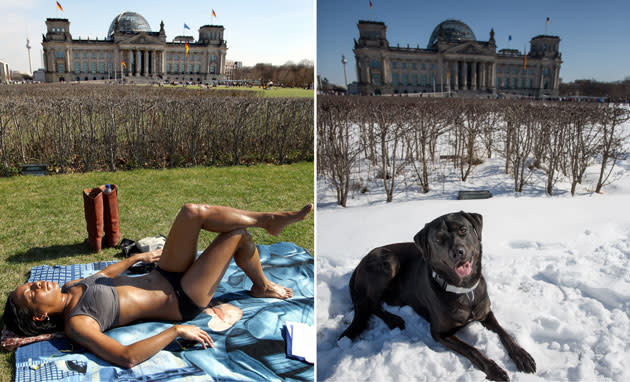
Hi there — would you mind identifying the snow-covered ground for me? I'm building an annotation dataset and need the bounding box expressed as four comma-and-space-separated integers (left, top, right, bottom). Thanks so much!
316, 126, 630, 381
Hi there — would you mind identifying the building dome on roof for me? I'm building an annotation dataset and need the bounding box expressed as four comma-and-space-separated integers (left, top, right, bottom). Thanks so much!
107, 11, 151, 38
427, 19, 476, 48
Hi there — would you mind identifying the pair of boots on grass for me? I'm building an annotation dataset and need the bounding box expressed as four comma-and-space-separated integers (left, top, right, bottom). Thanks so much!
82, 185, 121, 252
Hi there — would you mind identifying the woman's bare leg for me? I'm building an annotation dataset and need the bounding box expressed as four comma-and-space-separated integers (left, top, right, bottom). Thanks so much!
159, 203, 312, 273
232, 231, 292, 299
180, 229, 291, 308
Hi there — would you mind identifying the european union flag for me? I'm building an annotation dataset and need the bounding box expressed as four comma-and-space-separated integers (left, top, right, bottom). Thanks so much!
508, 35, 512, 41
184, 23, 190, 30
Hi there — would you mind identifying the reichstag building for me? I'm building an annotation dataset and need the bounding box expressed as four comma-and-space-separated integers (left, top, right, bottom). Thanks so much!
354, 19, 562, 97
42, 11, 227, 83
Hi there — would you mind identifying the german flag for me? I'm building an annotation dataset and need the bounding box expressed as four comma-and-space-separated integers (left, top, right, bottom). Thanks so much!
56, 1, 63, 11
369, 1, 373, 9
211, 9, 217, 18
185, 41, 189, 58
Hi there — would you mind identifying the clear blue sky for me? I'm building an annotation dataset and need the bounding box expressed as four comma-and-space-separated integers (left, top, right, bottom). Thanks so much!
0, 0, 314, 73
318, 0, 630, 86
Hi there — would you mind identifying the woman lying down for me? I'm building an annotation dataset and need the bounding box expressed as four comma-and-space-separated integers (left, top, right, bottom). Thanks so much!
3, 203, 312, 368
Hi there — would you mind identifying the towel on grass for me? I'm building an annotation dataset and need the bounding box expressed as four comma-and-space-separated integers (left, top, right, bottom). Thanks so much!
14, 242, 314, 382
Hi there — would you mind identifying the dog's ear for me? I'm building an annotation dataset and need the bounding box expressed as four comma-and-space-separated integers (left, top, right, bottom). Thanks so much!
461, 211, 483, 241
413, 224, 431, 260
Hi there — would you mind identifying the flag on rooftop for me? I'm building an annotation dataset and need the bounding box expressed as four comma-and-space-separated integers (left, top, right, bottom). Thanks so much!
212, 9, 217, 18
184, 23, 190, 30
185, 41, 189, 58
369, 1, 373, 9
56, 1, 63, 11
508, 35, 512, 41
546, 17, 550, 24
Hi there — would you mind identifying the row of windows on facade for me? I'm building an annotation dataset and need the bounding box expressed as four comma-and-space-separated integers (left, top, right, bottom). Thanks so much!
59, 62, 217, 74
376, 73, 550, 90
389, 72, 551, 86
361, 31, 382, 39
204, 32, 223, 40
372, 60, 436, 71
59, 51, 218, 62
50, 27, 66, 33
373, 59, 551, 77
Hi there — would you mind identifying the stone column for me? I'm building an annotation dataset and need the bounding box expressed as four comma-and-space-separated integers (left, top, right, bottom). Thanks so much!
454, 60, 459, 90
462, 61, 468, 89
446, 60, 451, 90
128, 50, 133, 75
161, 51, 166, 76
144, 50, 149, 76
490, 62, 497, 92
471, 61, 477, 89
135, 50, 140, 76
553, 65, 560, 91
480, 62, 486, 90
65, 47, 71, 74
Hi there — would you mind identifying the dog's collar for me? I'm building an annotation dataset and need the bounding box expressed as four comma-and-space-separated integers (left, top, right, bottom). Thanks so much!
431, 270, 480, 300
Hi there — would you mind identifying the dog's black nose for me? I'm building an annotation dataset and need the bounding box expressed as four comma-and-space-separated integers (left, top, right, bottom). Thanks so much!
452, 246, 465, 259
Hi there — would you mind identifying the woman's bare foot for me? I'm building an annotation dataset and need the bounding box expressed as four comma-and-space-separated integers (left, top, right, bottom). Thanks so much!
250, 281, 293, 299
263, 204, 313, 236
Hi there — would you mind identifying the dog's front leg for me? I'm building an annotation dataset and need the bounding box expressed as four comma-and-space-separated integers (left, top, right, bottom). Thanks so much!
431, 329, 509, 381
481, 311, 536, 374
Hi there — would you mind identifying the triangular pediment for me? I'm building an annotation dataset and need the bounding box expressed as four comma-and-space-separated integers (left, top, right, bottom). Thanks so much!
118, 32, 162, 46
443, 41, 489, 56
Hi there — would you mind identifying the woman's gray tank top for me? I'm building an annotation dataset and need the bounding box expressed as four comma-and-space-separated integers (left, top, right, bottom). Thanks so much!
63, 273, 120, 331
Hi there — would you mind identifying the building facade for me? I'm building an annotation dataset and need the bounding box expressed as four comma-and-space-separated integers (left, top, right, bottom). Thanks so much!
224, 60, 243, 80
42, 11, 228, 83
354, 19, 562, 97
0, 61, 10, 83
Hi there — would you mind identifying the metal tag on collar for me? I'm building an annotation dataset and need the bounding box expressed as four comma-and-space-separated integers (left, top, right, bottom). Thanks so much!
466, 290, 475, 302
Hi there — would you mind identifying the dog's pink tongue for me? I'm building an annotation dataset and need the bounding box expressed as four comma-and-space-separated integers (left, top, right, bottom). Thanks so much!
455, 261, 471, 277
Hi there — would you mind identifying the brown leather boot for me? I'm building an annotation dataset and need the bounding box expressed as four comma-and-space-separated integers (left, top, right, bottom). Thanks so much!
83, 187, 104, 252
102, 184, 121, 247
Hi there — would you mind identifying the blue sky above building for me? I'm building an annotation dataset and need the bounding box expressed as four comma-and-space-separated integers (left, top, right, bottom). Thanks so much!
0, 0, 314, 73
318, 0, 630, 86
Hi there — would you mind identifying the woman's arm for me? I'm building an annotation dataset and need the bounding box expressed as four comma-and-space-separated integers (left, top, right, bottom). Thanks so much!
65, 316, 212, 368
97, 250, 162, 279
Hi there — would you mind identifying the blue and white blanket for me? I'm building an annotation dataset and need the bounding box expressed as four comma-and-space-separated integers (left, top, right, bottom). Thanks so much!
15, 242, 314, 382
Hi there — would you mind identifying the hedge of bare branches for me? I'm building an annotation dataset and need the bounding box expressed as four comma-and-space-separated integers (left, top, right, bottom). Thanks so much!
0, 84, 313, 176
318, 96, 629, 207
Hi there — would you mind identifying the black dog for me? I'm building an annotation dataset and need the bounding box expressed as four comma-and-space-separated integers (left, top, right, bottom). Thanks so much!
339, 212, 535, 381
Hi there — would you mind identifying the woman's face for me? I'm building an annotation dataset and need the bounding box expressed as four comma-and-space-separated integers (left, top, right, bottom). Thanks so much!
12, 281, 62, 319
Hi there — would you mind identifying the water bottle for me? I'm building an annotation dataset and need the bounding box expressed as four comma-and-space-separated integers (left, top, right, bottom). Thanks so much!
104, 184, 113, 195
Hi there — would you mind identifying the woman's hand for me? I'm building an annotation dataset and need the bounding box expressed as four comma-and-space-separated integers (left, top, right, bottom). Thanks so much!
137, 249, 162, 264
175, 324, 213, 349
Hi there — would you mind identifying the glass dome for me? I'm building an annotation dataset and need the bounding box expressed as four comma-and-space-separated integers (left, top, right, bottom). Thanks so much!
427, 20, 476, 48
107, 11, 152, 39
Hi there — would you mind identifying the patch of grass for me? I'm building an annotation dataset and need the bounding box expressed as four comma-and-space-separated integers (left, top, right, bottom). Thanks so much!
0, 162, 313, 380
213, 86, 314, 98
161, 84, 314, 98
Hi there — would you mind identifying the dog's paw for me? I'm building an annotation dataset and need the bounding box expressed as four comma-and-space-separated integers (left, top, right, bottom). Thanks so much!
385, 314, 405, 330
485, 360, 509, 381
510, 346, 536, 373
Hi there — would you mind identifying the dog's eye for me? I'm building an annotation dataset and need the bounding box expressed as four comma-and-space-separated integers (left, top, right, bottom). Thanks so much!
459, 227, 468, 235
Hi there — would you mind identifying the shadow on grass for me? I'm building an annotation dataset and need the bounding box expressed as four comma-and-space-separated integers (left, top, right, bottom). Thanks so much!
6, 242, 90, 264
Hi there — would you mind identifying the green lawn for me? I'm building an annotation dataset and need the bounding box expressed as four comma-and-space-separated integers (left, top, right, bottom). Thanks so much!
220, 86, 314, 98
160, 84, 314, 98
0, 162, 313, 380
